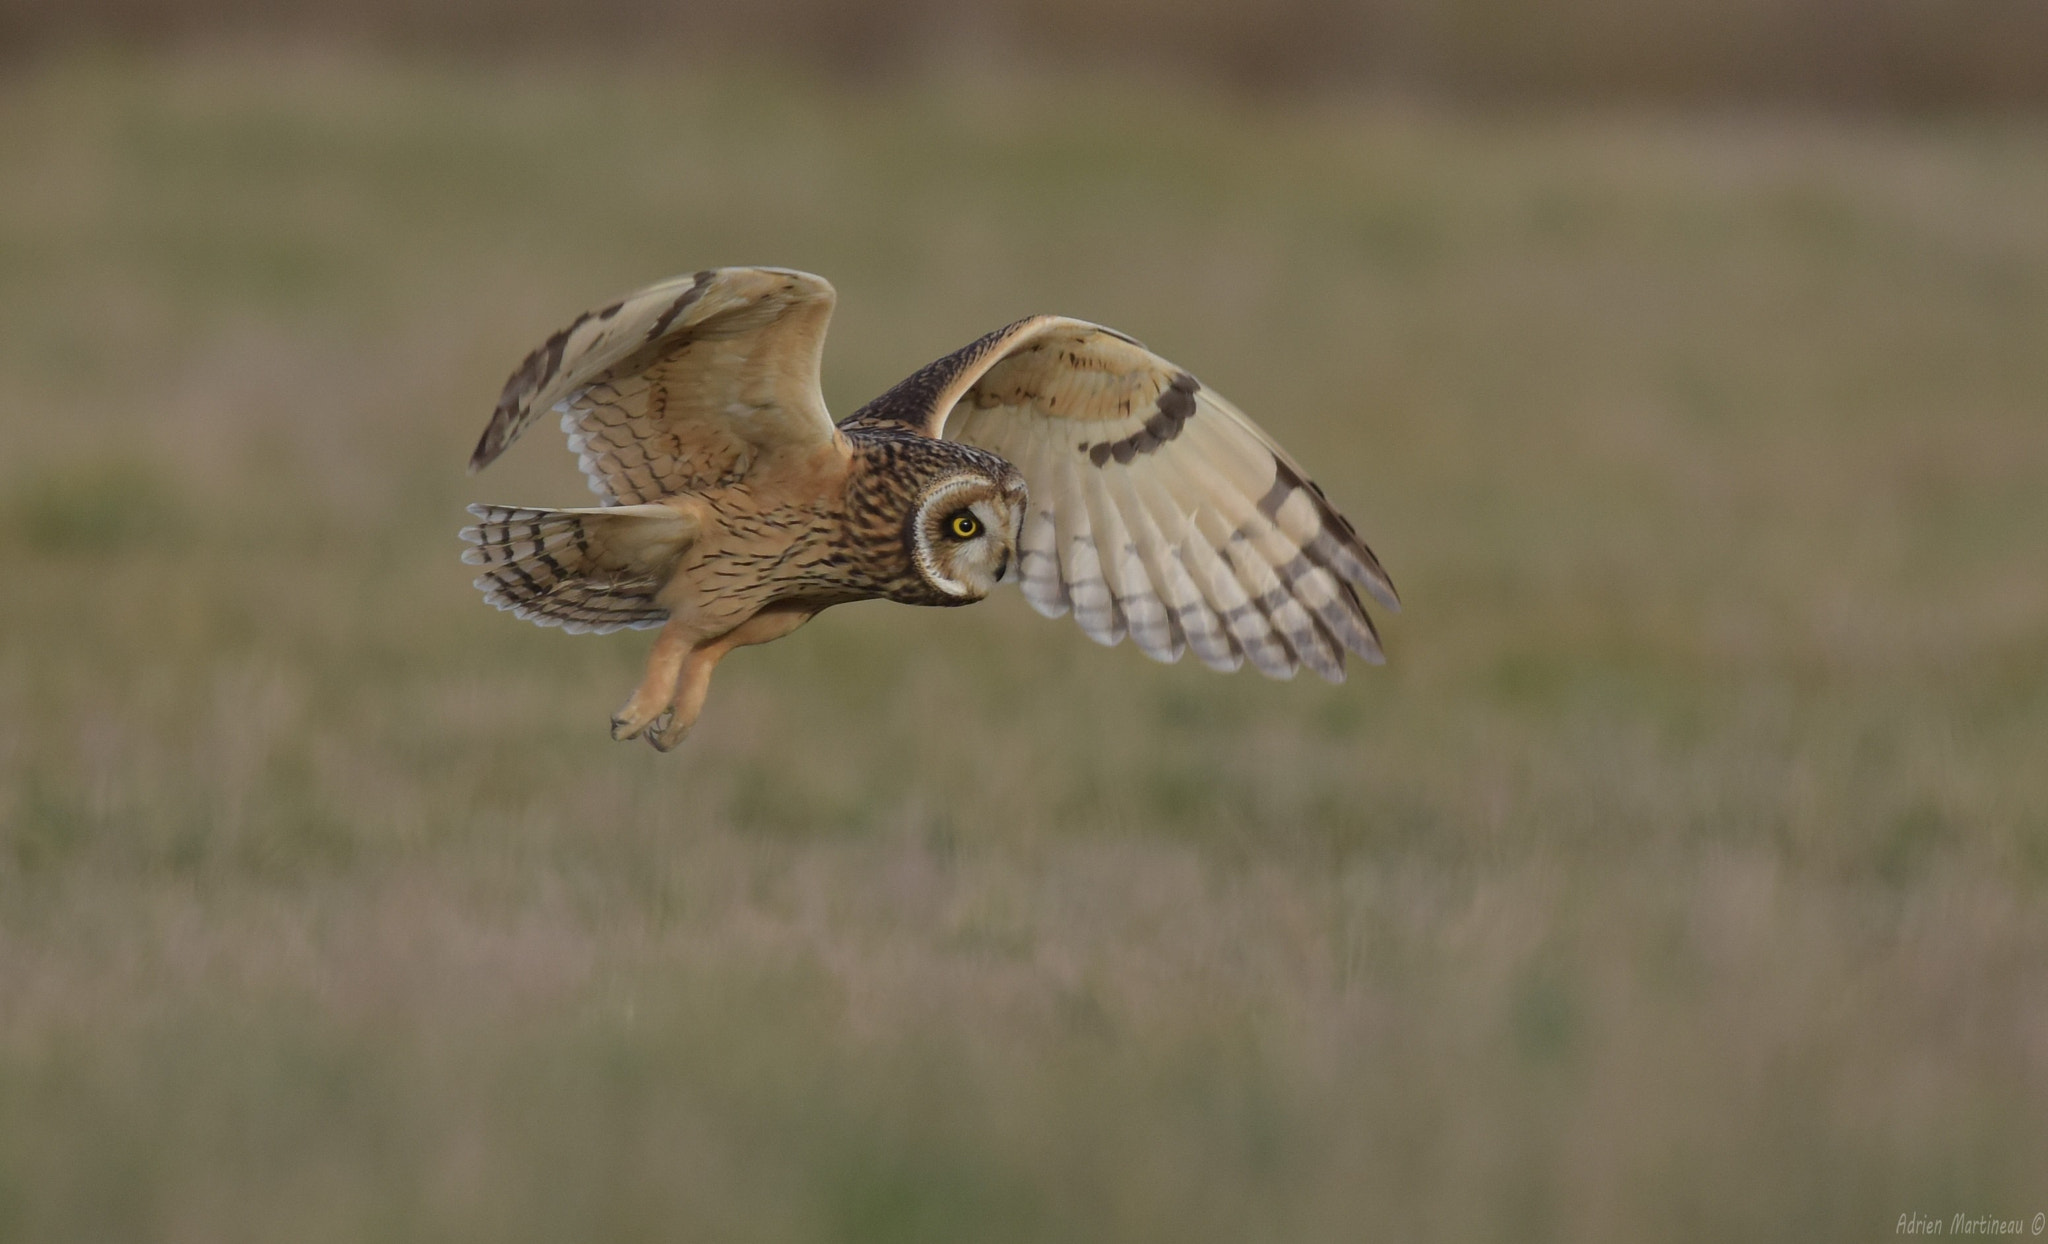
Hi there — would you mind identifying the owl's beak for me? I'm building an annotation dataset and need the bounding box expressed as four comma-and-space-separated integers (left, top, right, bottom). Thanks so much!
993, 550, 1012, 583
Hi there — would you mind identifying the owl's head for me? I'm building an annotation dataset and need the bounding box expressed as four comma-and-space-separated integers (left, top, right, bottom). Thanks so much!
906, 461, 1028, 604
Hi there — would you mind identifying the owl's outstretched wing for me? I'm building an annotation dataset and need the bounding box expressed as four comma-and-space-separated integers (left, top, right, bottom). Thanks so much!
469, 267, 844, 504
845, 317, 1398, 682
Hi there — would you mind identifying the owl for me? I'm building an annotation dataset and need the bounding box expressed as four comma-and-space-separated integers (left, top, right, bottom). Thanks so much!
463, 267, 1399, 750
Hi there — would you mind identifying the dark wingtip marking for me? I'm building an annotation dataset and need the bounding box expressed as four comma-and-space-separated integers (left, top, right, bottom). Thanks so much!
1263, 459, 1401, 611
468, 422, 506, 473
475, 271, 720, 474
474, 292, 603, 472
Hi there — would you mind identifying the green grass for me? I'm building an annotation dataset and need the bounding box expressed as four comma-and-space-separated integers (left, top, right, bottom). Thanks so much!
2, 51, 2046, 1242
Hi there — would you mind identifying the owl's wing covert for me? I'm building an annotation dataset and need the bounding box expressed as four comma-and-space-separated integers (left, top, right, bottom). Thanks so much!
469, 267, 844, 504
844, 317, 1398, 682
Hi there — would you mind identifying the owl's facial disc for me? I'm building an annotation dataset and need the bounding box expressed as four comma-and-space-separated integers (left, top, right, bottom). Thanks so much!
911, 471, 1026, 601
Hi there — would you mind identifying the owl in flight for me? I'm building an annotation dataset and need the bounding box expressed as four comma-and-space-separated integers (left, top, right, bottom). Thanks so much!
463, 267, 1398, 750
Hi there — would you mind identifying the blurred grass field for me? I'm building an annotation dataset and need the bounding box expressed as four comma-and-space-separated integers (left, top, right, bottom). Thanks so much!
2, 51, 2046, 1242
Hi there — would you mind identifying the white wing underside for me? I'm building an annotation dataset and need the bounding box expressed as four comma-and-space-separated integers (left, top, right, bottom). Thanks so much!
955, 384, 1394, 682
857, 315, 1399, 683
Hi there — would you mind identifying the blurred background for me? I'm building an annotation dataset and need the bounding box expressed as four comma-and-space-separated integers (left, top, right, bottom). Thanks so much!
8, 0, 2048, 106
2, 4, 2046, 1242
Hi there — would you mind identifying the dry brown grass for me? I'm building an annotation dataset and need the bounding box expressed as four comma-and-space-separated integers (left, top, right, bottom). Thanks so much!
1, 52, 2046, 1242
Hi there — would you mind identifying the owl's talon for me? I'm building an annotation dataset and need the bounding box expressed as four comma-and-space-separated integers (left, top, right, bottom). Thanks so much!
611, 706, 664, 741
647, 715, 691, 751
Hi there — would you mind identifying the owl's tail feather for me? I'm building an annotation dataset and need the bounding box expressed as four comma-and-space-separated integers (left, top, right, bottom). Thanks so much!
460, 503, 700, 634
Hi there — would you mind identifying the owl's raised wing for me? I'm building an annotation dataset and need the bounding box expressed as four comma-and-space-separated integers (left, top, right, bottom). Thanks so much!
469, 267, 844, 504
845, 317, 1398, 681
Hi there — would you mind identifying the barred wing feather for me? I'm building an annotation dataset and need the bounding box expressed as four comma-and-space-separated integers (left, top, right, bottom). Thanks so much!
848, 316, 1398, 682
468, 267, 843, 504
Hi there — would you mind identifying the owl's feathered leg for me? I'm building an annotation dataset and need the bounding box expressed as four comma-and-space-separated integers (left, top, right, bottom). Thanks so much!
644, 644, 726, 753
644, 608, 815, 752
611, 618, 697, 742
611, 609, 815, 749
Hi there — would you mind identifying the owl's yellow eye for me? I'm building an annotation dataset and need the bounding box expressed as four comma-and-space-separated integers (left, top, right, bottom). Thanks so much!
948, 512, 981, 540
